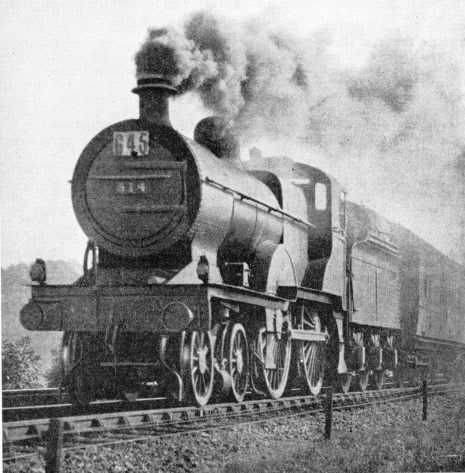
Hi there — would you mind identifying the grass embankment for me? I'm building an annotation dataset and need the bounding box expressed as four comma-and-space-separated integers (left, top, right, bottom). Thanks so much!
222, 392, 465, 473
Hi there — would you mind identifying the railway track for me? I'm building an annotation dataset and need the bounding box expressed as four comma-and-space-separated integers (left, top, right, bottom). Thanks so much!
1, 371, 452, 423
0, 383, 413, 423
3, 381, 464, 467
2, 388, 67, 408
2, 394, 170, 423
1, 370, 447, 411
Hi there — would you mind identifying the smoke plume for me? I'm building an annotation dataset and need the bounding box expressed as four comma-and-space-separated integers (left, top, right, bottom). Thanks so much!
136, 12, 465, 263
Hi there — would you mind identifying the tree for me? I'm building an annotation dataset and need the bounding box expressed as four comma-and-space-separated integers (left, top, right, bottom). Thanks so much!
2, 336, 42, 389
45, 347, 63, 387
2, 261, 80, 380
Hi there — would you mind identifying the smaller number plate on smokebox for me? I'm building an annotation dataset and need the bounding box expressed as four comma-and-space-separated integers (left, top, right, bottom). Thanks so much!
115, 181, 149, 194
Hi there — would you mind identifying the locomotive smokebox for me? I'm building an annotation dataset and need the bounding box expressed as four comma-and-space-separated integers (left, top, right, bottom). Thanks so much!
132, 73, 178, 127
72, 72, 199, 259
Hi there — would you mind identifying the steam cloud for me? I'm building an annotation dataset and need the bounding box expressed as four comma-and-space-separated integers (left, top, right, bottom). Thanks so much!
136, 12, 465, 263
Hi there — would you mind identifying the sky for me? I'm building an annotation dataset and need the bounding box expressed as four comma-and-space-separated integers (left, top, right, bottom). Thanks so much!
1, 0, 464, 267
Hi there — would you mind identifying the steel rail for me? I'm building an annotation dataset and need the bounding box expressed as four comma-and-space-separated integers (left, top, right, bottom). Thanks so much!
2, 388, 65, 409
3, 394, 321, 444
2, 395, 170, 424
3, 388, 59, 396
6, 382, 462, 455
4, 384, 446, 465
56, 383, 459, 455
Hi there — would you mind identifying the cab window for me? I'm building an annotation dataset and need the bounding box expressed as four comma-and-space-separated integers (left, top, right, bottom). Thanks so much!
315, 183, 327, 211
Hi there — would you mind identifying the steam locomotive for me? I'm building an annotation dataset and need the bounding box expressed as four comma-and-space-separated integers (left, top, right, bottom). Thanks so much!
20, 74, 465, 406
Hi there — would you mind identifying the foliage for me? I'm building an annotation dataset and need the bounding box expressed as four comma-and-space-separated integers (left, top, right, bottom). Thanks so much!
45, 347, 63, 387
2, 336, 42, 389
1, 260, 80, 378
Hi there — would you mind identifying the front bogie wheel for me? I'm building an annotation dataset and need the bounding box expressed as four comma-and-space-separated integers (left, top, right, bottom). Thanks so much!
183, 331, 215, 407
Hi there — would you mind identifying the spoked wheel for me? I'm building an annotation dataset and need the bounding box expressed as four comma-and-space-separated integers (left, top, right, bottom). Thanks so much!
183, 331, 214, 407
299, 306, 326, 395
226, 323, 249, 402
256, 326, 291, 399
336, 373, 352, 393
62, 332, 95, 406
354, 371, 370, 392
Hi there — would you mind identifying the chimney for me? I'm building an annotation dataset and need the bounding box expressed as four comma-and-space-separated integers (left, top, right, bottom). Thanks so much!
132, 74, 177, 127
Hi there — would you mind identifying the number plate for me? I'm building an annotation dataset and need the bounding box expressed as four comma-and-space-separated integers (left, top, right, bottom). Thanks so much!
113, 131, 149, 156
115, 181, 149, 194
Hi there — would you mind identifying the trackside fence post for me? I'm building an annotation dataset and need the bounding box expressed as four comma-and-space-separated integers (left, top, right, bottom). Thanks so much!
422, 379, 428, 421
325, 386, 334, 440
45, 418, 64, 473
